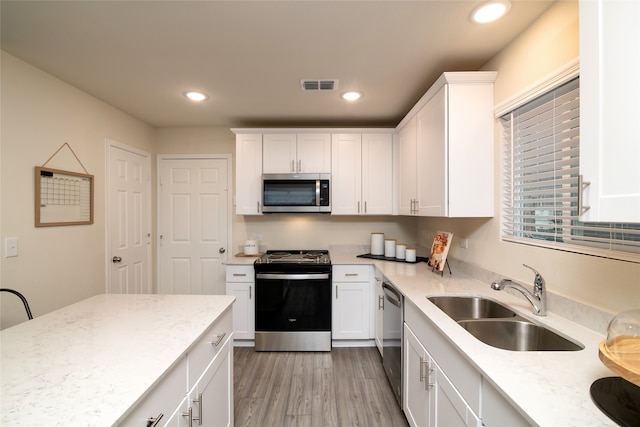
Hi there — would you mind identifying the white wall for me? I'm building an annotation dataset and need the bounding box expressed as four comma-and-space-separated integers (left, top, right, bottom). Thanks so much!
417, 1, 640, 315
0, 52, 154, 329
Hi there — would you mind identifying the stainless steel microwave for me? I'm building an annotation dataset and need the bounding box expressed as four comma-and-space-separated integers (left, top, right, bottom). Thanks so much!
262, 173, 331, 213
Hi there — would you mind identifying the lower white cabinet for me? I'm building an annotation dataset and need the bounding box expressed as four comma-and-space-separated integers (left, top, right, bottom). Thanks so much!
122, 310, 234, 427
332, 265, 373, 341
404, 323, 481, 427
225, 265, 255, 341
374, 271, 384, 355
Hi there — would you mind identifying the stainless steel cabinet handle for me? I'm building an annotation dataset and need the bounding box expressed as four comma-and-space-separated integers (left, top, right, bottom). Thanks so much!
210, 333, 226, 347
112, 256, 122, 263
378, 295, 384, 310
336, 286, 339, 299
257, 201, 260, 213
182, 407, 193, 427
358, 201, 360, 213
192, 393, 203, 425
233, 273, 247, 277
364, 201, 367, 214
291, 160, 295, 172
298, 159, 302, 172
578, 175, 591, 215
146, 413, 164, 427
249, 285, 252, 300
419, 356, 425, 382
345, 273, 358, 277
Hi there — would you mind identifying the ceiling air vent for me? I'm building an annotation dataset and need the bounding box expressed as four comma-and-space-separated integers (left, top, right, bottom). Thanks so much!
301, 79, 338, 91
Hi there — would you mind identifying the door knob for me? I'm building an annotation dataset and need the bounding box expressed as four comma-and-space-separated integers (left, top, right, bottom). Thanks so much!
219, 248, 226, 254
112, 256, 122, 263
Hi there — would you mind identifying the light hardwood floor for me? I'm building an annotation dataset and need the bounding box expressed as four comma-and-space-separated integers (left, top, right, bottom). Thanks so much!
234, 347, 409, 427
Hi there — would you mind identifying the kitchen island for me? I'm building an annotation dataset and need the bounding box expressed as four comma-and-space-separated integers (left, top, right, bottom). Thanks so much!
0, 294, 235, 427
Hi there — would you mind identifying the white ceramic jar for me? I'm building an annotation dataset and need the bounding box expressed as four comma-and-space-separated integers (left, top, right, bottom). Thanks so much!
405, 247, 416, 262
371, 232, 385, 255
396, 243, 407, 260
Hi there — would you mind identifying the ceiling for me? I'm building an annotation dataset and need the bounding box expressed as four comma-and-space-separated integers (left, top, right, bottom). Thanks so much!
1, 1, 555, 129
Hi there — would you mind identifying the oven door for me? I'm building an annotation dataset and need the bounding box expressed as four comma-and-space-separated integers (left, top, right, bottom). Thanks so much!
255, 272, 331, 332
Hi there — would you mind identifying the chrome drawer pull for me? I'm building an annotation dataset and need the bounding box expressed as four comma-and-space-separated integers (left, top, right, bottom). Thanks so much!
210, 333, 226, 347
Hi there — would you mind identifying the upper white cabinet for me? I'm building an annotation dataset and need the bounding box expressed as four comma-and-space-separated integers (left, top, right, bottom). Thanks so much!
397, 72, 497, 217
234, 132, 263, 215
331, 133, 393, 215
263, 133, 331, 174
579, 0, 640, 223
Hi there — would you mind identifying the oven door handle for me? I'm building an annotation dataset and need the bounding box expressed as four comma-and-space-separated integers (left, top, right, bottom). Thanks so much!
383, 282, 402, 308
256, 273, 330, 280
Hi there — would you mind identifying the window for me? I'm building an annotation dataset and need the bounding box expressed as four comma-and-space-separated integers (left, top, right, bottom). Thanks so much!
501, 77, 640, 263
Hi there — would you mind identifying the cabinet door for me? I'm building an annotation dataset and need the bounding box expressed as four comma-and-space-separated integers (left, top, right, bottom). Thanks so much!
235, 134, 263, 215
417, 86, 447, 217
362, 133, 393, 215
226, 282, 254, 340
191, 337, 233, 427
398, 117, 418, 215
374, 276, 384, 356
331, 133, 362, 215
297, 133, 331, 173
403, 324, 435, 427
435, 366, 481, 427
579, 0, 640, 223
263, 134, 297, 173
332, 281, 371, 340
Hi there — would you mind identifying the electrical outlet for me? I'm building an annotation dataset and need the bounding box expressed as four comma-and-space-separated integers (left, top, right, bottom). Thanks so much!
459, 238, 469, 249
5, 237, 18, 257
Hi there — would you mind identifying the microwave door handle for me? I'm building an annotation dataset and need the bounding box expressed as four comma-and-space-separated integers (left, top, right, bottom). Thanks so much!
316, 180, 320, 206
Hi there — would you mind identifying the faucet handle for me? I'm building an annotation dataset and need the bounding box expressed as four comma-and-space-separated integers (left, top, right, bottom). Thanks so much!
522, 264, 545, 289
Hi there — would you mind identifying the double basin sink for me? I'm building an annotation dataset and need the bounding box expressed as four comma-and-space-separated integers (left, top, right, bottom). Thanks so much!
427, 296, 583, 351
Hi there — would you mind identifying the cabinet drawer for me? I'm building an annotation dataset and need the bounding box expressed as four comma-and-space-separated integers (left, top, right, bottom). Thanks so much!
225, 265, 254, 282
120, 356, 187, 427
333, 265, 370, 282
187, 309, 233, 389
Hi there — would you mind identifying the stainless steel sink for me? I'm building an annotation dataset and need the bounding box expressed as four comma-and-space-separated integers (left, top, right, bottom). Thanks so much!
427, 296, 519, 321
458, 319, 584, 351
427, 295, 584, 351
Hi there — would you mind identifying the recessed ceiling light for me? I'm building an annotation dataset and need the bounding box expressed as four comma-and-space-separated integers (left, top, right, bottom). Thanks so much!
342, 91, 362, 101
471, 1, 511, 24
184, 91, 209, 101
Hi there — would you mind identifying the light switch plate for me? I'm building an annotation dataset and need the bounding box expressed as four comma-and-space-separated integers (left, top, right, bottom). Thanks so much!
5, 237, 18, 257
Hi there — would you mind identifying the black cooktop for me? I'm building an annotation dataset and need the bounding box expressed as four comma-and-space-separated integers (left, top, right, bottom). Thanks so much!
590, 377, 640, 427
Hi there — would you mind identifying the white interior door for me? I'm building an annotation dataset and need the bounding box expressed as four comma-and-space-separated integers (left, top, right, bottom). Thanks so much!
107, 140, 152, 294
157, 156, 231, 295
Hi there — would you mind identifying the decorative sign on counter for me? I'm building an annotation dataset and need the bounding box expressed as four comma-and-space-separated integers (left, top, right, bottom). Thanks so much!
428, 231, 453, 272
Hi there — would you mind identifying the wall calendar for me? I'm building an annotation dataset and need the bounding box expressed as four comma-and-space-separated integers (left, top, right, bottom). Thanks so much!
35, 166, 94, 227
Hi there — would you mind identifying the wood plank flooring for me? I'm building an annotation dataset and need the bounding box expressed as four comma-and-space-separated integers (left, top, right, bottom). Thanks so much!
234, 347, 409, 427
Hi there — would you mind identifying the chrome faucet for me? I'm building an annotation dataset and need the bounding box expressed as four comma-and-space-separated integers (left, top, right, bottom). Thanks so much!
491, 264, 547, 316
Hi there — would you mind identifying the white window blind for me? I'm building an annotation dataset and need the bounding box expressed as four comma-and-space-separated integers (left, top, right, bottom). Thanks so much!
501, 77, 640, 263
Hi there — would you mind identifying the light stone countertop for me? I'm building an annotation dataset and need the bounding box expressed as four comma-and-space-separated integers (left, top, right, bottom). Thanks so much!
0, 294, 235, 427
329, 253, 616, 426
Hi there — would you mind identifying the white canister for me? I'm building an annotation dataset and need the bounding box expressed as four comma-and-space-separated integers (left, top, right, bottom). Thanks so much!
371, 232, 385, 255
243, 240, 259, 255
396, 243, 407, 260
384, 239, 396, 258
405, 247, 417, 263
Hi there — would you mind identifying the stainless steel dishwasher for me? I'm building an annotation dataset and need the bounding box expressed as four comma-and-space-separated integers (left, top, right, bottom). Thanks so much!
382, 280, 403, 406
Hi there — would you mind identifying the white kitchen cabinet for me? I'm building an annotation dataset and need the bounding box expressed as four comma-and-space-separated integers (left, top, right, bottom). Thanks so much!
404, 323, 481, 427
188, 336, 234, 427
225, 265, 255, 342
397, 72, 496, 217
123, 309, 234, 427
374, 271, 384, 356
331, 133, 393, 215
234, 133, 263, 215
262, 133, 331, 174
482, 380, 530, 427
332, 265, 372, 341
397, 116, 418, 215
579, 0, 640, 223
404, 323, 435, 427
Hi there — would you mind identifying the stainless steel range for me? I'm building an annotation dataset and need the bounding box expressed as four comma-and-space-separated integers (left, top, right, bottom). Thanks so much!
254, 250, 332, 351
